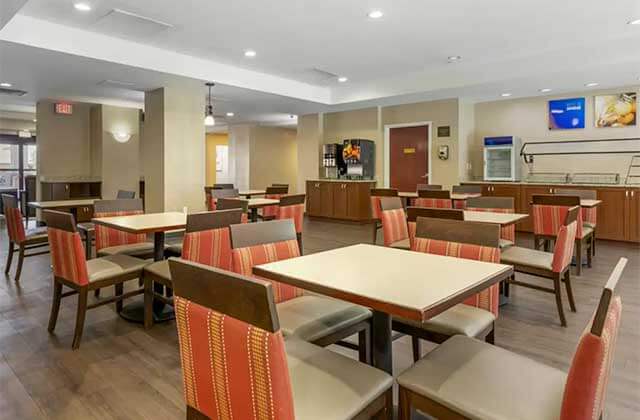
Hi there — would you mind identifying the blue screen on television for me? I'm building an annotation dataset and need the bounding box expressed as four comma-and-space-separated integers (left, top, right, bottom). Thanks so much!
548, 98, 585, 130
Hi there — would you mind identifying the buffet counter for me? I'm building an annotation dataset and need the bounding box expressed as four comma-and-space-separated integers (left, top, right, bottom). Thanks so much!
306, 179, 376, 222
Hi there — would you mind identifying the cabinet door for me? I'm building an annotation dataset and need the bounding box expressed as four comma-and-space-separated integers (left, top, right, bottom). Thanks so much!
306, 182, 322, 217
626, 189, 640, 242
51, 183, 71, 200
76, 206, 94, 223
481, 184, 494, 196
346, 183, 371, 221
597, 189, 627, 241
320, 183, 334, 217
333, 183, 349, 219
519, 186, 554, 232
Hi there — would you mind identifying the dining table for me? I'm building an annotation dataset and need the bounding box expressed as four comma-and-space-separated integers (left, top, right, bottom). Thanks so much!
247, 197, 280, 222
463, 210, 529, 226
238, 189, 266, 198
254, 243, 513, 374
92, 211, 187, 323
398, 191, 482, 207
27, 198, 99, 227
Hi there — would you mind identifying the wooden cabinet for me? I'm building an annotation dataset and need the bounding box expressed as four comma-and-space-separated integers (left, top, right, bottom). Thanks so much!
596, 188, 627, 241
305, 180, 375, 222
76, 205, 94, 223
41, 181, 101, 201
625, 189, 640, 243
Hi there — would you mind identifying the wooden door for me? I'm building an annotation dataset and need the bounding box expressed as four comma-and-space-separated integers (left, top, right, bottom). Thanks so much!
626, 189, 640, 242
390, 126, 429, 192
333, 183, 349, 219
597, 189, 627, 241
519, 186, 555, 232
320, 182, 334, 217
306, 181, 322, 217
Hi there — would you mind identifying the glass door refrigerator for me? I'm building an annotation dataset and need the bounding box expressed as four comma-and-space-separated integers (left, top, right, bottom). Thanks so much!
483, 136, 521, 181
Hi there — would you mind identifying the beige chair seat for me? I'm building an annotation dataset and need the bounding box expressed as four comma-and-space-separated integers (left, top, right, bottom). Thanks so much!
285, 337, 392, 420
23, 227, 49, 244
501, 245, 553, 271
584, 222, 596, 229
498, 238, 514, 249
580, 225, 594, 238
87, 254, 148, 283
143, 259, 171, 281
396, 304, 495, 338
277, 295, 371, 342
97, 242, 155, 258
390, 238, 410, 250
397, 335, 566, 420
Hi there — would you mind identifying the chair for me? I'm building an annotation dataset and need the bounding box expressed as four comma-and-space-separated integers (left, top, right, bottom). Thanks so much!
452, 185, 482, 209
272, 183, 289, 188
276, 194, 306, 253
532, 195, 594, 276
414, 189, 452, 209
467, 196, 517, 249
93, 199, 155, 258
44, 210, 147, 349
502, 206, 580, 326
406, 207, 464, 249
2, 194, 49, 281
394, 217, 501, 362
204, 187, 239, 211
370, 188, 398, 244
556, 188, 598, 255
397, 257, 627, 420
213, 183, 235, 189
169, 257, 393, 420
116, 190, 136, 199
379, 197, 409, 250
261, 186, 289, 219
142, 209, 243, 329
416, 184, 442, 191
216, 197, 249, 223
230, 219, 373, 362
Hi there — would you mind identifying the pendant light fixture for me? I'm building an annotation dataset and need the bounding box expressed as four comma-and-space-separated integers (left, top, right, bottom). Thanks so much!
204, 82, 215, 126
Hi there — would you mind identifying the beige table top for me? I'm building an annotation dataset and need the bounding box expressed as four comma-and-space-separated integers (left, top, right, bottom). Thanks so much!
92, 212, 186, 234
239, 189, 266, 196
247, 198, 279, 208
463, 210, 529, 226
580, 199, 602, 208
28, 198, 99, 208
398, 192, 482, 200
254, 243, 512, 322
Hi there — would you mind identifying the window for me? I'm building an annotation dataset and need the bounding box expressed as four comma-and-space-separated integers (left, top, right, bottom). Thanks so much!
0, 138, 37, 189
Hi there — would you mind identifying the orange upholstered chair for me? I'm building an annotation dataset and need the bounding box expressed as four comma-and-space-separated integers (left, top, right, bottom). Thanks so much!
370, 188, 398, 244
168, 258, 393, 420
532, 195, 594, 276
93, 199, 154, 258
204, 187, 240, 211
451, 184, 482, 209
261, 185, 288, 219
379, 197, 409, 249
142, 209, 243, 329
467, 196, 516, 249
230, 219, 372, 361
556, 188, 598, 254
2, 194, 49, 281
502, 206, 579, 326
397, 257, 627, 420
393, 217, 501, 362
406, 207, 464, 249
216, 197, 250, 223
44, 210, 147, 349
414, 189, 452, 209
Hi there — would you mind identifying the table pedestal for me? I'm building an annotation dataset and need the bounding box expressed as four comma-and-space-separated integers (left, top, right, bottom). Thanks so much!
371, 310, 393, 375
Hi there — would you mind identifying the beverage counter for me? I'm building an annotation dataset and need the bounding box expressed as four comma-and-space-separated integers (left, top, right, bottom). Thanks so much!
306, 179, 376, 222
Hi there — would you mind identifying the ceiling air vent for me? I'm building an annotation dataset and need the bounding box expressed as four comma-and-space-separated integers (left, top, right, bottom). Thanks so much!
94, 8, 173, 39
0, 87, 27, 96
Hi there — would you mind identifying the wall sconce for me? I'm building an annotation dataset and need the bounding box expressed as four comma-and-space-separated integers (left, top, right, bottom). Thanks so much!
111, 131, 132, 143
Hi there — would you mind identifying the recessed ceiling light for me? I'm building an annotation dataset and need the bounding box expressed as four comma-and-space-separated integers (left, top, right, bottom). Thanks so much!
74, 2, 92, 11
244, 50, 256, 58
539, 88, 552, 93
0, 82, 12, 88
32, 119, 37, 123
338, 76, 348, 83
585, 82, 599, 87
627, 18, 640, 25
226, 112, 234, 117
501, 93, 512, 97
289, 115, 296, 119
368, 10, 384, 19
447, 55, 462, 62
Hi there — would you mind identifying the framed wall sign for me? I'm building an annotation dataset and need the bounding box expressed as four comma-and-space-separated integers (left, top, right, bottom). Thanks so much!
437, 126, 451, 137
548, 98, 585, 130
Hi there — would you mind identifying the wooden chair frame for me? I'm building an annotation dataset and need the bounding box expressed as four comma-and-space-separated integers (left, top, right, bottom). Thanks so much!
556, 188, 598, 256
370, 188, 398, 244
278, 194, 306, 253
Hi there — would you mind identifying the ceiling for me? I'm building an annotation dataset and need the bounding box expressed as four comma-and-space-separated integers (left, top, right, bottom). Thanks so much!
0, 0, 639, 123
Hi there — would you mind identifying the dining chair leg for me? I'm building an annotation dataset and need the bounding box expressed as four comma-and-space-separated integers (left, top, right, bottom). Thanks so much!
553, 277, 567, 327
94, 289, 101, 298
543, 239, 551, 252
4, 241, 13, 274
564, 270, 576, 312
48, 280, 63, 333
587, 237, 593, 268
14, 245, 25, 281
398, 386, 412, 420
575, 240, 583, 276
371, 223, 378, 244
374, 389, 393, 420
592, 229, 596, 256
72, 288, 88, 350
296, 233, 303, 255
412, 336, 421, 362
114, 283, 124, 313
485, 326, 495, 344
143, 277, 154, 330
358, 324, 371, 364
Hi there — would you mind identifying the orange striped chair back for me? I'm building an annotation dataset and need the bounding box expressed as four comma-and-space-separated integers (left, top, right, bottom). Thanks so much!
413, 217, 501, 316
556, 189, 598, 228
551, 214, 579, 273
467, 197, 516, 243
370, 188, 398, 220
230, 220, 302, 303
276, 194, 305, 234
406, 207, 464, 248
380, 197, 408, 246
414, 190, 452, 209
94, 199, 147, 252
43, 211, 89, 286
262, 186, 289, 218
2, 194, 25, 243
532, 195, 587, 239
169, 258, 295, 420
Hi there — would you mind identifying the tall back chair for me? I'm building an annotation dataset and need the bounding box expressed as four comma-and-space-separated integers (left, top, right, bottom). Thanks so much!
467, 196, 517, 248
2, 194, 49, 281
93, 199, 153, 258
416, 184, 442, 191
206, 188, 240, 211
169, 258, 392, 420
213, 183, 235, 189
380, 197, 409, 249
396, 258, 626, 420
532, 194, 593, 276
556, 188, 598, 255
262, 186, 289, 218
370, 188, 398, 244
415, 190, 452, 209
406, 207, 463, 248
216, 197, 249, 223
44, 210, 146, 349
116, 190, 136, 199
277, 194, 306, 252
451, 185, 482, 209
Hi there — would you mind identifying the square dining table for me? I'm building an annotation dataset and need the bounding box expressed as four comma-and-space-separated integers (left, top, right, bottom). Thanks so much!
247, 197, 280, 222
238, 189, 266, 198
254, 243, 513, 374
92, 211, 187, 323
463, 210, 529, 226
398, 191, 482, 207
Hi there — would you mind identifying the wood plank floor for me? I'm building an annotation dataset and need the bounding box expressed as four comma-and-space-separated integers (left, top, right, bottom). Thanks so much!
0, 217, 638, 419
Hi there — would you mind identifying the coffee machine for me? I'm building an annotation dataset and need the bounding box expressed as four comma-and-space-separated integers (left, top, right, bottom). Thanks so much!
322, 143, 346, 179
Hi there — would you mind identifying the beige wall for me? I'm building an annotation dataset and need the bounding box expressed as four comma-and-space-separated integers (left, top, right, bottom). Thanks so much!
100, 105, 140, 199
0, 118, 35, 135
250, 126, 298, 192
229, 125, 251, 191
296, 114, 323, 194
205, 133, 229, 185
473, 87, 640, 180
141, 89, 165, 212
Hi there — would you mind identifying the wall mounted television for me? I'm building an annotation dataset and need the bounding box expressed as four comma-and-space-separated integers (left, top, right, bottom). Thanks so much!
548, 97, 586, 130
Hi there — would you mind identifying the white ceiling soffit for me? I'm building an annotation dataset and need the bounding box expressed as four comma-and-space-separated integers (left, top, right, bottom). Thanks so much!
0, 15, 332, 104
0, 0, 27, 30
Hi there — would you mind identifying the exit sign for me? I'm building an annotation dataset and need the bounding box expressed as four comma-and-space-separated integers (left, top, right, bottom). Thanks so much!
54, 102, 73, 115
